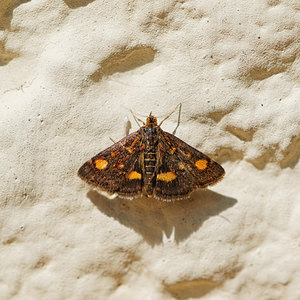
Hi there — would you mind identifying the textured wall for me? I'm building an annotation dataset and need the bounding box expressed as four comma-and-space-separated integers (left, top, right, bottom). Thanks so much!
0, 0, 299, 299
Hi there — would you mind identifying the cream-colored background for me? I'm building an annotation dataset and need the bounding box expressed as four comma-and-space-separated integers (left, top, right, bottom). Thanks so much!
1, 0, 299, 299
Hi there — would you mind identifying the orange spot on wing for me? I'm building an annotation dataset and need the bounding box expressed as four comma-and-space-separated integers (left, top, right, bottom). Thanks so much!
186, 152, 191, 157
156, 172, 176, 182
126, 136, 139, 153
195, 159, 208, 170
111, 152, 116, 157
118, 163, 124, 169
126, 171, 142, 180
95, 159, 108, 170
170, 147, 176, 154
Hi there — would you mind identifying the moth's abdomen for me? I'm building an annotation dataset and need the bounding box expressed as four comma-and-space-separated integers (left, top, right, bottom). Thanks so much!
143, 150, 157, 196
144, 152, 156, 174
142, 127, 159, 196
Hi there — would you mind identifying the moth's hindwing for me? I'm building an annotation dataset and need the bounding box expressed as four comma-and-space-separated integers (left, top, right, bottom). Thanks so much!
78, 130, 143, 198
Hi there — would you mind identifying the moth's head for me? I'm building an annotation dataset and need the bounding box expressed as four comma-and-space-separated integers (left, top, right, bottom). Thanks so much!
146, 112, 158, 127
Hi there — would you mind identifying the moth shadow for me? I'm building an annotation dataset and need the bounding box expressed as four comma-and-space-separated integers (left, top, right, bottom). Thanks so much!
87, 190, 237, 246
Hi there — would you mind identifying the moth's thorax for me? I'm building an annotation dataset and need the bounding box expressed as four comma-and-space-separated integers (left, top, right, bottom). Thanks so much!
141, 126, 159, 147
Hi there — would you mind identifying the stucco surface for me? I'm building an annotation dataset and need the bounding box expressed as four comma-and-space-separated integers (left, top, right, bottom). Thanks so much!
0, 0, 299, 299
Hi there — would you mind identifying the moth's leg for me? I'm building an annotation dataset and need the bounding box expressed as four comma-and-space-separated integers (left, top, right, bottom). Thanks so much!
109, 137, 128, 152
130, 110, 145, 128
110, 117, 132, 145
158, 103, 182, 133
109, 137, 117, 144
124, 116, 132, 136
172, 103, 182, 135
110, 116, 132, 146
109, 137, 129, 153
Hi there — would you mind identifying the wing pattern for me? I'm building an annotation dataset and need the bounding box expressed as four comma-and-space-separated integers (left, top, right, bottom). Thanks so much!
78, 130, 143, 198
154, 130, 225, 200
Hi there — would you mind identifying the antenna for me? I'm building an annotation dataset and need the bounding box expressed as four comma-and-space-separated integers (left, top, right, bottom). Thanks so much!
158, 103, 182, 127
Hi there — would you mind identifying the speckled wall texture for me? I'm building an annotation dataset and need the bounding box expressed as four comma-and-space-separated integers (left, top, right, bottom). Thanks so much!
0, 0, 299, 299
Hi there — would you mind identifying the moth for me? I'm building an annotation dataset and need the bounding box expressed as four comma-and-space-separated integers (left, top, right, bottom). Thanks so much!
78, 107, 225, 201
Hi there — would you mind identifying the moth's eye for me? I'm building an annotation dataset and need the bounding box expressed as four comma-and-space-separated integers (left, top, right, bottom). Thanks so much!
146, 127, 152, 132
